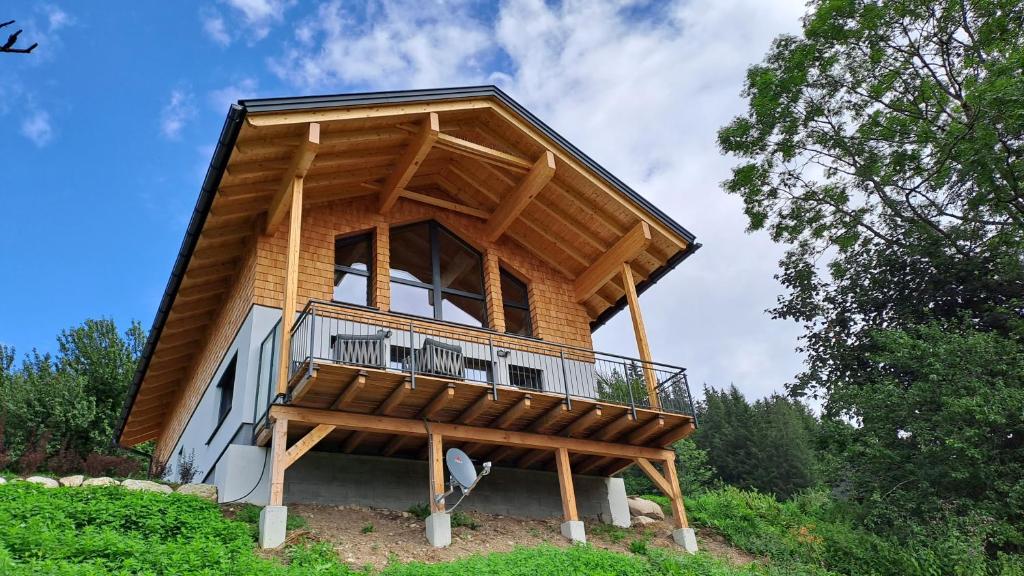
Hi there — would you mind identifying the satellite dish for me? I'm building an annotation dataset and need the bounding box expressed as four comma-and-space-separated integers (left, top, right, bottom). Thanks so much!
434, 448, 492, 511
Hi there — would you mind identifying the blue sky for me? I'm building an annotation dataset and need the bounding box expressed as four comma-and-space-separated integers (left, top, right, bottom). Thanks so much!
1, 1, 807, 399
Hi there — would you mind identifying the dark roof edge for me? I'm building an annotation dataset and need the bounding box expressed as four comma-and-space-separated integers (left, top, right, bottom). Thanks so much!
240, 85, 698, 245
114, 104, 247, 448
590, 241, 703, 332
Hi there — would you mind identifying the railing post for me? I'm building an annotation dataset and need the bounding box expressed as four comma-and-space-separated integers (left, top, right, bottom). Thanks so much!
409, 322, 417, 390
559, 349, 572, 411
683, 372, 697, 425
488, 336, 498, 401
623, 360, 638, 421
307, 303, 317, 373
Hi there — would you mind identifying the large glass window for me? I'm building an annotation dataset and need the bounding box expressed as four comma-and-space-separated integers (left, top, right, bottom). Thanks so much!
389, 221, 487, 327
500, 268, 532, 337
334, 233, 372, 306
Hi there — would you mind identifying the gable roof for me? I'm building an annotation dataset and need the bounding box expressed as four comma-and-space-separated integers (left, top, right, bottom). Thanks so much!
115, 85, 700, 448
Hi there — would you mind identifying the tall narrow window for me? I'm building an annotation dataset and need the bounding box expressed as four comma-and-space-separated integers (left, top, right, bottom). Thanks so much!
216, 356, 237, 425
389, 221, 487, 327
334, 233, 372, 306
500, 268, 532, 337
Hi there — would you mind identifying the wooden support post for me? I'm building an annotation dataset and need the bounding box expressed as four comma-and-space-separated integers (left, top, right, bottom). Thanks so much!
621, 262, 659, 409
275, 177, 303, 396
663, 454, 690, 529
269, 418, 288, 506
428, 433, 445, 513
554, 447, 578, 521
373, 223, 391, 310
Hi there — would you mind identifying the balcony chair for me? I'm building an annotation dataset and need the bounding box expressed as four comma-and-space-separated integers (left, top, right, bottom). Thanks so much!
332, 330, 388, 369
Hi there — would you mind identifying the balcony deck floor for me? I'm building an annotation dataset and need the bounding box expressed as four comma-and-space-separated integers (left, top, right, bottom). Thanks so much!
259, 360, 694, 477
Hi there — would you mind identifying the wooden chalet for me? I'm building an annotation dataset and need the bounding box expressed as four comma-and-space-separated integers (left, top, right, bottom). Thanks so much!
116, 86, 701, 550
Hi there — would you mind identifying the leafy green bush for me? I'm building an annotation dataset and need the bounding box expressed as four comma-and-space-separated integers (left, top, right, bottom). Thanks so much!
450, 511, 479, 530
687, 487, 1024, 576
407, 503, 430, 520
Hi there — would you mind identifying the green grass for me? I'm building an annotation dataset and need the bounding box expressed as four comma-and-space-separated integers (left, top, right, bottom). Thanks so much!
5, 480, 1018, 575
361, 523, 375, 534
0, 482, 779, 576
588, 522, 630, 543
235, 503, 308, 531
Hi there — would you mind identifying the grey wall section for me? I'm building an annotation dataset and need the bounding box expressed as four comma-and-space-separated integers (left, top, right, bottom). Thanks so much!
284, 451, 616, 521
165, 304, 281, 483
213, 446, 628, 525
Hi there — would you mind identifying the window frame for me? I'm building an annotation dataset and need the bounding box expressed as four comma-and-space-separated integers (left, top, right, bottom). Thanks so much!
500, 268, 533, 337
389, 221, 488, 327
207, 354, 237, 445
333, 231, 374, 308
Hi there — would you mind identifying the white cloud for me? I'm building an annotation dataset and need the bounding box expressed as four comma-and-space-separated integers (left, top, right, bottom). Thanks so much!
208, 78, 259, 112
203, 0, 293, 45
21, 109, 53, 147
201, 10, 231, 46
262, 0, 809, 400
45, 5, 73, 33
160, 89, 197, 140
269, 0, 492, 90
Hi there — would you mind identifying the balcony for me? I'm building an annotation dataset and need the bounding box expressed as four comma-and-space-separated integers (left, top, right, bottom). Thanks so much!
253, 300, 695, 472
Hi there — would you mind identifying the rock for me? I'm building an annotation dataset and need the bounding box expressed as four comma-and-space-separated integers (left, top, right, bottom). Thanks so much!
626, 497, 666, 520
0, 477, 6, 485
83, 477, 120, 487
176, 483, 218, 502
121, 479, 173, 494
26, 476, 59, 488
59, 475, 84, 488
633, 515, 658, 526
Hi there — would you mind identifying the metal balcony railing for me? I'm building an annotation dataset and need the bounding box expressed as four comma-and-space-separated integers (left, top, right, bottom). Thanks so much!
256, 300, 695, 428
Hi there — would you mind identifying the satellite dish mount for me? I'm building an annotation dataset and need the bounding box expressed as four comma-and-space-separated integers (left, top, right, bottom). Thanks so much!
434, 448, 492, 512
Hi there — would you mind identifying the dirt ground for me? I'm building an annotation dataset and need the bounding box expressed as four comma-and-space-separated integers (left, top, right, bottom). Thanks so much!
229, 503, 756, 571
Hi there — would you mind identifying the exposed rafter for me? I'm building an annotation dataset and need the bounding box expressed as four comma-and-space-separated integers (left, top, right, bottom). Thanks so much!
378, 113, 439, 214
484, 151, 556, 242
574, 221, 651, 303
265, 123, 320, 234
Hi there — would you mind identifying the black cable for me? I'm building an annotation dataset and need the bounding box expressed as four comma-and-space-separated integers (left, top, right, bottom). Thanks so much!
222, 440, 271, 504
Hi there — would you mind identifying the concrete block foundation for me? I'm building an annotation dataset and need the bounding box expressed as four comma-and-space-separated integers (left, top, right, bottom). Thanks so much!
259, 505, 288, 549
425, 513, 452, 547
672, 527, 698, 553
560, 520, 586, 543
281, 450, 627, 521
601, 477, 631, 527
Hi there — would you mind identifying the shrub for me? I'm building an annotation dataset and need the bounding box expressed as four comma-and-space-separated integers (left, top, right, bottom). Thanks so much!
15, 432, 49, 474
176, 449, 200, 484
82, 452, 138, 477
407, 503, 430, 520
450, 511, 479, 530
45, 443, 84, 475
361, 523, 375, 534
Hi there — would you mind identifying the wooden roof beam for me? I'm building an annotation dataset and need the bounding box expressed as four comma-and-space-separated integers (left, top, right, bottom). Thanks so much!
574, 221, 651, 303
399, 189, 490, 219
484, 150, 556, 242
265, 122, 320, 233
378, 113, 439, 214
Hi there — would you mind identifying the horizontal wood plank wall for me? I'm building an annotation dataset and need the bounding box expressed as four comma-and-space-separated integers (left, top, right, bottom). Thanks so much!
254, 195, 593, 350
154, 241, 258, 464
